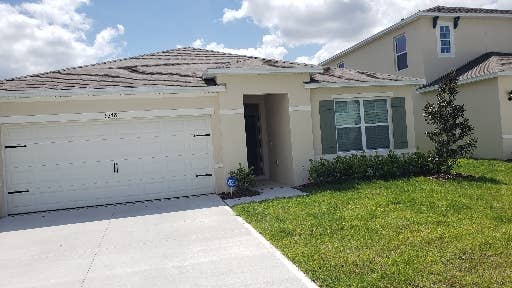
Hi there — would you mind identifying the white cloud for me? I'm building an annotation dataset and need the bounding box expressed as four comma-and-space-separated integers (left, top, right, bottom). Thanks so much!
187, 34, 288, 60
222, 0, 512, 64
0, 0, 125, 79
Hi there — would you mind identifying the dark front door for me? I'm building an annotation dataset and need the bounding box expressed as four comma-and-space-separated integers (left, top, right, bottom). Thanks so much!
244, 103, 264, 176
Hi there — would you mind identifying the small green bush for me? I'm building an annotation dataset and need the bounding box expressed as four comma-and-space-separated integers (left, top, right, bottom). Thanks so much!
229, 163, 255, 192
308, 152, 438, 185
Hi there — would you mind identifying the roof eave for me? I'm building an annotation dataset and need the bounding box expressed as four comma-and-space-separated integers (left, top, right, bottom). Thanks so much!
417, 71, 512, 93
203, 67, 323, 78
0, 85, 226, 101
304, 79, 426, 88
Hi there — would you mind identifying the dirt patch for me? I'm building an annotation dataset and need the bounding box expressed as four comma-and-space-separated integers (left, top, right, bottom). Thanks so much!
218, 189, 260, 200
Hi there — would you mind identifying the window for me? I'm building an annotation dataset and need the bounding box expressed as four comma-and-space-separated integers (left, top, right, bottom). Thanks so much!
338, 61, 345, 68
334, 99, 391, 152
394, 34, 408, 71
438, 23, 454, 57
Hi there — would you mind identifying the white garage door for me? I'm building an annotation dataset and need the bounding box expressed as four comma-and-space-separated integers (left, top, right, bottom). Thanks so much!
3, 117, 214, 214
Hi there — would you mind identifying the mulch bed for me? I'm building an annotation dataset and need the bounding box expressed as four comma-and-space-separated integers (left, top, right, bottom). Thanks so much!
219, 189, 260, 200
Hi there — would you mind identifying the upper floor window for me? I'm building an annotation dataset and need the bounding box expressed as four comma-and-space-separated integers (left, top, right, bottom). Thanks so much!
394, 34, 408, 71
438, 23, 454, 57
338, 61, 345, 69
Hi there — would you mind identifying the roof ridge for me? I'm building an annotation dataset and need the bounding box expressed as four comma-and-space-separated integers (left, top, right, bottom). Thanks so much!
2, 47, 314, 82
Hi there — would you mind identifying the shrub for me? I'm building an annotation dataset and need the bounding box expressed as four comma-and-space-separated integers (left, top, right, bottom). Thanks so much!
423, 70, 477, 173
229, 163, 255, 192
308, 152, 437, 185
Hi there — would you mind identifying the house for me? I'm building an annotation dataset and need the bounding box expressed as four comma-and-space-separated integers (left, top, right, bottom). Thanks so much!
0, 47, 423, 216
322, 6, 512, 159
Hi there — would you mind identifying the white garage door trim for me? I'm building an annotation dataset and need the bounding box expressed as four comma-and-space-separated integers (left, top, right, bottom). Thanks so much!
0, 108, 213, 124
2, 112, 216, 215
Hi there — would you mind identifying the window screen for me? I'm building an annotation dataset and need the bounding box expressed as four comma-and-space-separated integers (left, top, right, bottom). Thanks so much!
439, 25, 451, 54
363, 99, 388, 124
337, 127, 363, 152
335, 100, 360, 126
394, 34, 408, 71
334, 99, 391, 152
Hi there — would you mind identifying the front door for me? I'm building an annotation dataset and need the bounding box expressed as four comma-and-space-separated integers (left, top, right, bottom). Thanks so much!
244, 103, 264, 176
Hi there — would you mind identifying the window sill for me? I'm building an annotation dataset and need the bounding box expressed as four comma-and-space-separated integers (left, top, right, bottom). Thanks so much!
438, 53, 455, 58
315, 148, 416, 160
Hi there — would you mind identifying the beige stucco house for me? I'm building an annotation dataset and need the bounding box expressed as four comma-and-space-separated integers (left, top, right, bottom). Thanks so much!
322, 6, 512, 160
0, 47, 423, 216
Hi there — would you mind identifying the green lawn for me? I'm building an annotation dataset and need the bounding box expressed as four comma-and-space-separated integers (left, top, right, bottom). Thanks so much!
233, 160, 512, 287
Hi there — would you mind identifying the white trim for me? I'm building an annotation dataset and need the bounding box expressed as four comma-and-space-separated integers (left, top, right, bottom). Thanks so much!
417, 71, 512, 93
219, 108, 244, 115
0, 86, 224, 101
393, 34, 408, 72
503, 135, 512, 139
0, 108, 213, 124
437, 21, 455, 58
305, 79, 425, 88
320, 12, 512, 65
316, 148, 417, 160
289, 105, 311, 112
203, 67, 323, 78
331, 92, 393, 99
334, 97, 393, 153
420, 12, 512, 18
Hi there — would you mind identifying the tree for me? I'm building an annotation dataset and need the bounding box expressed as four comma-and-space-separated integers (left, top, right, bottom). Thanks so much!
423, 70, 477, 173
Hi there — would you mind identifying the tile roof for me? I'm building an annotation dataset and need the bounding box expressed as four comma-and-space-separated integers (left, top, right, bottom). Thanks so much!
420, 52, 512, 90
0, 47, 316, 93
422, 6, 512, 15
309, 67, 424, 85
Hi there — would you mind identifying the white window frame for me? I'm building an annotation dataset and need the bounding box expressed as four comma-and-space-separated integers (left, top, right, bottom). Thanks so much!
437, 22, 455, 57
333, 96, 394, 155
393, 34, 408, 72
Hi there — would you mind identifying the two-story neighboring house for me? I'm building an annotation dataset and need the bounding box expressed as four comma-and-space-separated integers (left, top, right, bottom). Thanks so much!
322, 6, 512, 159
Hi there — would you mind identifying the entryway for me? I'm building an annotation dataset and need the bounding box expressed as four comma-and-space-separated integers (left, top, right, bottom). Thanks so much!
243, 94, 294, 185
244, 103, 265, 176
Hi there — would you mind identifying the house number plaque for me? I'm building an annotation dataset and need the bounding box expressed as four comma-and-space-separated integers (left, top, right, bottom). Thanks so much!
104, 112, 119, 120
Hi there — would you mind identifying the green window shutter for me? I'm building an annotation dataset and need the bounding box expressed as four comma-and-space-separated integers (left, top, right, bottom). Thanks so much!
319, 100, 337, 154
391, 97, 408, 149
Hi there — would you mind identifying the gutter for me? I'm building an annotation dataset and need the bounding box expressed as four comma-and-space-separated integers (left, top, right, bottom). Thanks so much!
304, 79, 426, 89
0, 85, 225, 101
417, 71, 512, 93
203, 67, 323, 78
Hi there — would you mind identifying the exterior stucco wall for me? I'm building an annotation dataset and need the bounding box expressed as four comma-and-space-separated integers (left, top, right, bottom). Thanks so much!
415, 78, 503, 159
325, 16, 512, 82
498, 75, 512, 159
325, 18, 428, 79
215, 73, 314, 186
310, 85, 417, 158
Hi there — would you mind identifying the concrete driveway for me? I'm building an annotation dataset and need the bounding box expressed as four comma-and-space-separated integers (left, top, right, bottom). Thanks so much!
0, 195, 316, 288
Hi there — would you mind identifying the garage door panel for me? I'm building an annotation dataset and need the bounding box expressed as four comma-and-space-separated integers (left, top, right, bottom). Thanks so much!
4, 117, 215, 214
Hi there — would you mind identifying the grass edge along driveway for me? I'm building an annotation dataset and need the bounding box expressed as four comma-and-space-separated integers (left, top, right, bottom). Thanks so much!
233, 160, 512, 287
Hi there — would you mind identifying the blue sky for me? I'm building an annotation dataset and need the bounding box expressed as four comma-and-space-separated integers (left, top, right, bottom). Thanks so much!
0, 0, 510, 78
81, 0, 321, 61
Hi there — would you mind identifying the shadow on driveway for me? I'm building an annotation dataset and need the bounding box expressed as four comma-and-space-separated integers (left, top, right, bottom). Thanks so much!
0, 194, 225, 233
